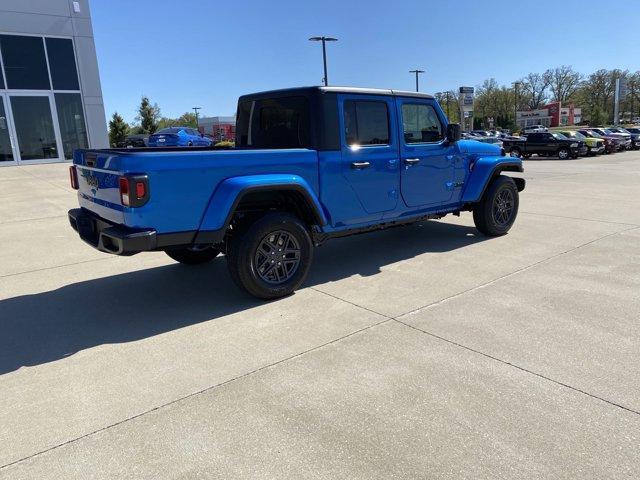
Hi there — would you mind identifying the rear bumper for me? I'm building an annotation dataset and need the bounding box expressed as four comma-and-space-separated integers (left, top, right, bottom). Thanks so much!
68, 208, 157, 255
68, 208, 198, 255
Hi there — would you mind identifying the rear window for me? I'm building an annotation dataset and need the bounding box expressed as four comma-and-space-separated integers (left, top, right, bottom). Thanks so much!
236, 96, 310, 148
156, 128, 182, 134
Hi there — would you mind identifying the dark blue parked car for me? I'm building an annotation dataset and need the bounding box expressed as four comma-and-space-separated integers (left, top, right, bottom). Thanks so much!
148, 127, 212, 147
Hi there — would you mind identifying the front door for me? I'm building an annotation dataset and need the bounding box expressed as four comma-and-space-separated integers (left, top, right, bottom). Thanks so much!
396, 98, 455, 207
0, 94, 17, 165
7, 94, 62, 164
340, 95, 400, 219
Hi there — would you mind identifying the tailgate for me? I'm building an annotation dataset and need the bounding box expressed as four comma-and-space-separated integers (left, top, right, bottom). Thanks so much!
74, 150, 124, 224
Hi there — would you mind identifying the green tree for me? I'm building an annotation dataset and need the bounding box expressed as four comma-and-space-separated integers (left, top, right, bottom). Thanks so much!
157, 112, 198, 130
108, 112, 129, 147
589, 106, 606, 126
136, 96, 160, 134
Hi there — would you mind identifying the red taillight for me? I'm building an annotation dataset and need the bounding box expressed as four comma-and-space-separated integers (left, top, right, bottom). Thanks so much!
135, 181, 146, 199
69, 166, 79, 190
119, 175, 149, 207
119, 177, 130, 206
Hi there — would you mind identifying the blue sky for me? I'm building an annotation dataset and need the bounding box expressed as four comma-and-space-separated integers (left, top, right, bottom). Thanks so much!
91, 0, 639, 122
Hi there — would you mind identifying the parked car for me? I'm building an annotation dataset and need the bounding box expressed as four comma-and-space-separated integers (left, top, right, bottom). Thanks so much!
557, 130, 605, 156
68, 86, 525, 299
117, 134, 149, 148
578, 129, 619, 154
148, 127, 212, 147
607, 127, 640, 149
503, 131, 585, 159
523, 124, 548, 133
590, 128, 631, 150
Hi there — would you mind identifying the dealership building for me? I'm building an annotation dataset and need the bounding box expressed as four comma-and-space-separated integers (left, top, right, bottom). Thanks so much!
198, 115, 236, 142
0, 0, 108, 166
516, 102, 582, 129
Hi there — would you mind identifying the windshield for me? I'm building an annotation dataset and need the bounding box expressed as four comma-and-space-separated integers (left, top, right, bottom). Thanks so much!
587, 131, 603, 138
551, 133, 568, 140
626, 128, 640, 134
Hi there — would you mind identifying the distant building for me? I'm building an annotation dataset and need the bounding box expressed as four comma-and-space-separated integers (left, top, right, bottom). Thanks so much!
198, 116, 236, 142
0, 0, 108, 165
516, 102, 582, 129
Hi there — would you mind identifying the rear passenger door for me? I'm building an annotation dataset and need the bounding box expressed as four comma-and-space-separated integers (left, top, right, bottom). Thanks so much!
340, 95, 400, 216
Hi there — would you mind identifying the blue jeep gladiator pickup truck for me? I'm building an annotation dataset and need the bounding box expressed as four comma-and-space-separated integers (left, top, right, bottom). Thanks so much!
68, 86, 525, 299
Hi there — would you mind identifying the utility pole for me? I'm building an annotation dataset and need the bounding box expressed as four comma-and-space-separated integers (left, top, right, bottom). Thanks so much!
445, 91, 451, 119
409, 69, 425, 92
192, 107, 201, 130
513, 81, 521, 130
309, 36, 338, 86
614, 78, 621, 126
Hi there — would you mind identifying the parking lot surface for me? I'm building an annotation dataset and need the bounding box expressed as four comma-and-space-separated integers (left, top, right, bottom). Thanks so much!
1, 152, 639, 479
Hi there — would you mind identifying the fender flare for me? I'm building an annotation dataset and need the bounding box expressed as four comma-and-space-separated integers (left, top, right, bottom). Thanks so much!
461, 157, 524, 204
195, 174, 327, 244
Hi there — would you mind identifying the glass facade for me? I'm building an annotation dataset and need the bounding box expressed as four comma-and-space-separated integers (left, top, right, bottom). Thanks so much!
0, 34, 88, 164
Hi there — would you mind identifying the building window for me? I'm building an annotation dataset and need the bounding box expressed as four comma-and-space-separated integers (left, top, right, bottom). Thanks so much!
344, 100, 389, 146
55, 93, 88, 159
0, 35, 51, 90
401, 103, 444, 143
45, 38, 80, 90
10, 96, 58, 160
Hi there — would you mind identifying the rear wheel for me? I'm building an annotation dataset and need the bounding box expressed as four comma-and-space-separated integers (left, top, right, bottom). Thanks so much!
473, 176, 519, 236
226, 212, 313, 299
165, 246, 220, 265
510, 147, 522, 158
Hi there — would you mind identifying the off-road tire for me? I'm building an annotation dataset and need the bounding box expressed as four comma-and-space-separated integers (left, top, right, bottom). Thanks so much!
226, 212, 313, 299
165, 246, 220, 264
473, 176, 519, 236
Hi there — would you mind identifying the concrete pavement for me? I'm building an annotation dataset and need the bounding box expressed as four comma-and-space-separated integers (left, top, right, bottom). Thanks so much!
0, 153, 638, 478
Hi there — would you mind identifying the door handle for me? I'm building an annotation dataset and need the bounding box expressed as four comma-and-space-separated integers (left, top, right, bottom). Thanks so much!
351, 161, 371, 169
404, 158, 420, 166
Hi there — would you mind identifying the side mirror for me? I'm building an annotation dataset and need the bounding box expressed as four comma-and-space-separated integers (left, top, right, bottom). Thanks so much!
446, 123, 461, 143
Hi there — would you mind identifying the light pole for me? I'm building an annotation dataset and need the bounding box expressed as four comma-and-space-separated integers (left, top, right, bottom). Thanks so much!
192, 106, 201, 131
513, 82, 521, 130
409, 69, 425, 92
309, 36, 338, 86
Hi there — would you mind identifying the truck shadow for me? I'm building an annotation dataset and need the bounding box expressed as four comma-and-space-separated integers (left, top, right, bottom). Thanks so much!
0, 220, 485, 375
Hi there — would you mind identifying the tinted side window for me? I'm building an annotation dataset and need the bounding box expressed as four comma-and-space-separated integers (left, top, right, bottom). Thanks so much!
344, 100, 389, 146
45, 38, 80, 90
236, 96, 309, 148
0, 35, 50, 89
528, 133, 541, 141
401, 103, 443, 143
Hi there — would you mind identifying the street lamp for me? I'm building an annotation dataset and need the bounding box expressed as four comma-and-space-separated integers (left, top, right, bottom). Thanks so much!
192, 106, 201, 130
409, 69, 425, 92
309, 36, 338, 86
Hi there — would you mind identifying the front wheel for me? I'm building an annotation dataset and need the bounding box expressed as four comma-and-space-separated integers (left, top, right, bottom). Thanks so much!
473, 176, 519, 236
226, 212, 313, 299
165, 246, 220, 264
557, 147, 570, 160
510, 147, 522, 158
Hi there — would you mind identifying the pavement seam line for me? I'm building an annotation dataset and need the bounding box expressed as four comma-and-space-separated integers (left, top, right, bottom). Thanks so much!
395, 225, 639, 319
0, 257, 114, 279
18, 167, 75, 194
0, 214, 68, 226
520, 210, 640, 227
0, 316, 392, 471
393, 318, 640, 417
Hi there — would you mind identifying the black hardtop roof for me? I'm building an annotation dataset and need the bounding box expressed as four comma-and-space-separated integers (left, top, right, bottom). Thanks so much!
239, 86, 435, 101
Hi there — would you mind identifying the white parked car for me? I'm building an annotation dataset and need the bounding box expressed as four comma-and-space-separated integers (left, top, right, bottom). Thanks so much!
523, 124, 548, 133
